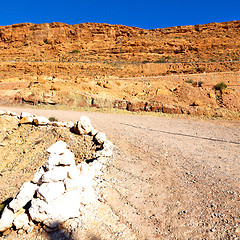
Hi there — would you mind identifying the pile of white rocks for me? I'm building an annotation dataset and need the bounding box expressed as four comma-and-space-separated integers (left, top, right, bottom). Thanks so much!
0, 110, 114, 233
0, 110, 113, 157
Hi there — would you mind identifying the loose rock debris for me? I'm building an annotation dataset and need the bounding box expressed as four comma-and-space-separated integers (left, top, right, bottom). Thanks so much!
0, 110, 114, 236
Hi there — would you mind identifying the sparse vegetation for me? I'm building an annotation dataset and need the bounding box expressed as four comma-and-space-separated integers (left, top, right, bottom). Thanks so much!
154, 59, 166, 63
70, 50, 80, 54
48, 116, 58, 122
185, 79, 194, 84
215, 82, 227, 91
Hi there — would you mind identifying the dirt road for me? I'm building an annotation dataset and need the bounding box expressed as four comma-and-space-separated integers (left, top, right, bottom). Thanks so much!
1, 106, 240, 239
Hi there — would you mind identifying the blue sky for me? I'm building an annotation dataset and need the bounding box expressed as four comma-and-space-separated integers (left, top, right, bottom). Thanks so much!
1, 0, 239, 29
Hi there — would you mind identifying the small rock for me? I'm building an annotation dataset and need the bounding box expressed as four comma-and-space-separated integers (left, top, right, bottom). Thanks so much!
0, 207, 15, 232
95, 132, 107, 145
192, 100, 202, 106
66, 121, 74, 128
75, 116, 93, 135
33, 116, 50, 126
0, 110, 5, 115
20, 112, 32, 118
20, 116, 34, 124
18, 229, 24, 234
9, 181, 38, 213
13, 211, 29, 229
46, 141, 67, 154
33, 166, 45, 184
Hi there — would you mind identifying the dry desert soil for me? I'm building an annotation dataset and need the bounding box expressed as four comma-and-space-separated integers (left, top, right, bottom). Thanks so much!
0, 106, 239, 240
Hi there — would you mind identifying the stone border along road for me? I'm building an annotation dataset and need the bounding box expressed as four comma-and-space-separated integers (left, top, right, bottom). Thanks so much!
1, 106, 240, 239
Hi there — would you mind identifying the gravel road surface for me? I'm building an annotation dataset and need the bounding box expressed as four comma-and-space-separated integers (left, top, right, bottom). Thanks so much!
1, 106, 240, 239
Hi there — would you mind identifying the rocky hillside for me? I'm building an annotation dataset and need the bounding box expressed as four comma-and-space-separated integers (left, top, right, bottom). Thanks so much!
0, 21, 240, 63
0, 21, 239, 119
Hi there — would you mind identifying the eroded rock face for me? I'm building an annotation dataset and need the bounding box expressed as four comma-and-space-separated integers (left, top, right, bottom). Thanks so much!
0, 112, 113, 233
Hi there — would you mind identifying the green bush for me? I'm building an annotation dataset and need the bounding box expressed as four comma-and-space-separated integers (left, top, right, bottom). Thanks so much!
215, 82, 227, 91
198, 81, 204, 87
185, 79, 193, 84
43, 39, 49, 44
70, 49, 80, 54
48, 116, 58, 122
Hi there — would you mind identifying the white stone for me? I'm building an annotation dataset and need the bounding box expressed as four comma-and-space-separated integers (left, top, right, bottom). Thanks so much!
103, 140, 113, 150
67, 166, 80, 179
41, 167, 68, 183
90, 128, 98, 136
0, 110, 5, 115
20, 112, 32, 118
46, 153, 59, 171
0, 207, 15, 232
95, 132, 107, 144
46, 141, 67, 154
78, 162, 92, 176
33, 166, 45, 184
64, 175, 93, 192
58, 149, 75, 167
42, 190, 82, 227
37, 182, 65, 203
33, 116, 50, 126
20, 116, 34, 124
46, 150, 75, 170
66, 121, 74, 128
30, 191, 83, 228
9, 182, 38, 213
79, 116, 93, 134
13, 211, 29, 230
29, 198, 49, 222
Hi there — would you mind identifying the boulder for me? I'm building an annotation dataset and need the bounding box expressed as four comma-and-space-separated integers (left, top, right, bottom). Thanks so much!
36, 182, 65, 203
28, 198, 49, 223
75, 116, 93, 135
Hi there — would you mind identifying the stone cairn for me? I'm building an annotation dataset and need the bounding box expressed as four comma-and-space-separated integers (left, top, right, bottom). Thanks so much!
0, 110, 113, 233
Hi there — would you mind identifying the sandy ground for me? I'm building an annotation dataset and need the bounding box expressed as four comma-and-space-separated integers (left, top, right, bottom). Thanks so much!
0, 106, 240, 239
